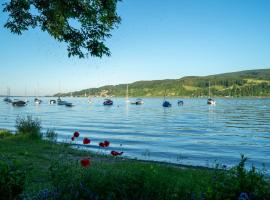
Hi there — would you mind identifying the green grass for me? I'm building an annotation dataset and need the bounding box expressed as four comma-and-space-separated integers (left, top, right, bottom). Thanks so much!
1, 133, 270, 199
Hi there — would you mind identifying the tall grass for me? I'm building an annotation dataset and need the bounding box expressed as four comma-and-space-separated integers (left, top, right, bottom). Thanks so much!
15, 116, 42, 139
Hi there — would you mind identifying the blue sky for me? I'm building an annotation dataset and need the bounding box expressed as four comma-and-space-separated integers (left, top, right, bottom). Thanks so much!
0, 0, 270, 96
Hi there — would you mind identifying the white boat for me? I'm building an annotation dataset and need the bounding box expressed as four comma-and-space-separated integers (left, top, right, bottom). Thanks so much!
207, 81, 216, 105
34, 98, 42, 104
50, 99, 56, 104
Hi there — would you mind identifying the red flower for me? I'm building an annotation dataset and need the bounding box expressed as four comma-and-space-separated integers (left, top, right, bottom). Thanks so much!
80, 159, 91, 168
104, 140, 110, 147
74, 131, 80, 137
71, 136, 75, 141
83, 138, 91, 144
99, 142, 105, 147
111, 151, 123, 156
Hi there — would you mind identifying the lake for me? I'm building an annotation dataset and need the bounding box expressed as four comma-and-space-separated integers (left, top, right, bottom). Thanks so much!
1, 97, 270, 170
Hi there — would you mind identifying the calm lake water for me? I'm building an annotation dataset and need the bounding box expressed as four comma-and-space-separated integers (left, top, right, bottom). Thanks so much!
1, 97, 270, 170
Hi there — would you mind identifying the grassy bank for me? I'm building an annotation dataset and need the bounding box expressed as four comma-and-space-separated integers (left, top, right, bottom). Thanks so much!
1, 118, 270, 200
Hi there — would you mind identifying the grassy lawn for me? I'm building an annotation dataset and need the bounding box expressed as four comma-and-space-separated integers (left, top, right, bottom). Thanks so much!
1, 126, 270, 200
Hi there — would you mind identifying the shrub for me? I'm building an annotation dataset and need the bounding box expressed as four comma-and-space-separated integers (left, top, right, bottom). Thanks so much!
45, 129, 58, 142
15, 116, 42, 139
0, 129, 13, 139
207, 155, 270, 200
0, 157, 26, 200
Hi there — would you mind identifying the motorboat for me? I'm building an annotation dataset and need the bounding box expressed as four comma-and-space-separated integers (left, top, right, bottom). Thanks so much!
34, 98, 42, 104
103, 99, 113, 106
50, 100, 56, 104
163, 101, 172, 107
131, 98, 144, 105
207, 98, 216, 105
177, 100, 184, 106
12, 100, 26, 107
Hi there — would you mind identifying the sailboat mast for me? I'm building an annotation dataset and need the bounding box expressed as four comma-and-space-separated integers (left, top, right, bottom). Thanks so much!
126, 84, 129, 101
208, 81, 211, 98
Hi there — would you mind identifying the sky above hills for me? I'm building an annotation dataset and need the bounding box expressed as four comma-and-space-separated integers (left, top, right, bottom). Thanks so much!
0, 0, 270, 96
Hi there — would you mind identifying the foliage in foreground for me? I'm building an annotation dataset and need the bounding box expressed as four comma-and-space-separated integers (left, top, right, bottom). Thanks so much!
0, 157, 26, 200
15, 116, 42, 139
37, 155, 269, 200
44, 129, 58, 142
3, 0, 121, 58
0, 129, 12, 139
0, 133, 269, 200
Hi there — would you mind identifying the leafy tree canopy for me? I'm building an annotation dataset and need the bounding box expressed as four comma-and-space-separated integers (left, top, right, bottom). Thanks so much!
3, 0, 121, 58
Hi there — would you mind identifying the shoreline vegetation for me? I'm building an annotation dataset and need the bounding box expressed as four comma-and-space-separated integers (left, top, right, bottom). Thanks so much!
55, 69, 270, 98
1, 117, 270, 200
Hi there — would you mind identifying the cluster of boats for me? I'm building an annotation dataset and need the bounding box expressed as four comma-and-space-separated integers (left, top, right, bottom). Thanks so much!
3, 97, 74, 107
3, 96, 216, 107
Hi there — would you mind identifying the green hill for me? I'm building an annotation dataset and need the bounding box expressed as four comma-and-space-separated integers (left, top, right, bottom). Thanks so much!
55, 69, 270, 97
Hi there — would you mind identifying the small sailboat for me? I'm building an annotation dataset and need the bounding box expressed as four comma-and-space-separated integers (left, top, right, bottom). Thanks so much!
207, 81, 216, 105
103, 99, 113, 106
3, 87, 12, 103
162, 89, 172, 107
131, 98, 144, 105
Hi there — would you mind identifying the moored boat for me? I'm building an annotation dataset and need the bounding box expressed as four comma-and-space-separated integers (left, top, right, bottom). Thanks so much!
50, 100, 56, 104
3, 97, 12, 103
103, 99, 113, 106
207, 98, 216, 105
12, 100, 26, 107
34, 98, 42, 104
207, 81, 216, 105
131, 98, 144, 105
163, 101, 172, 107
65, 102, 74, 107
177, 100, 184, 106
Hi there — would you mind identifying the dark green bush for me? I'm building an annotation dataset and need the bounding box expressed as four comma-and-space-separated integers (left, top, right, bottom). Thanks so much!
15, 116, 42, 139
0, 157, 26, 200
